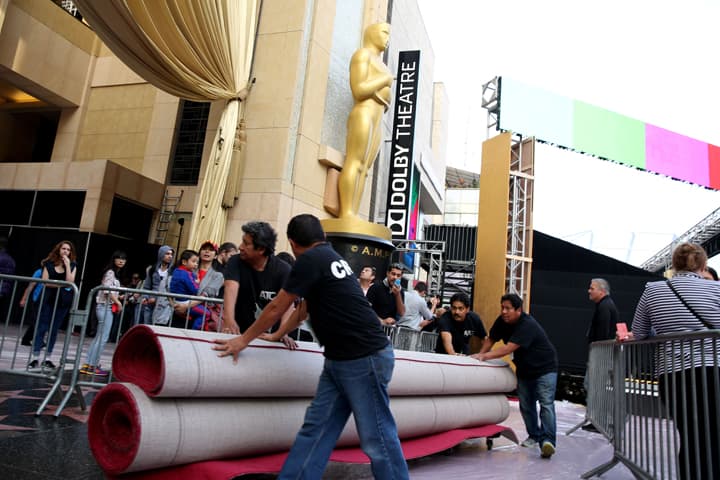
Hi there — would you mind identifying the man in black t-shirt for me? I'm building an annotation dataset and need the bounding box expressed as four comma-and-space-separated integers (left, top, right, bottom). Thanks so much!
366, 263, 405, 325
214, 214, 409, 480
222, 222, 291, 334
473, 293, 559, 460
435, 292, 486, 355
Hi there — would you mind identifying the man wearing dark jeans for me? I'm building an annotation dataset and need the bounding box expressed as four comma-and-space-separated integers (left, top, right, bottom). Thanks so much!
473, 293, 559, 459
214, 214, 409, 479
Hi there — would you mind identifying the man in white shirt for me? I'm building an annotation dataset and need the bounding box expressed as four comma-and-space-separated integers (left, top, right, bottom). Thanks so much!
397, 281, 437, 330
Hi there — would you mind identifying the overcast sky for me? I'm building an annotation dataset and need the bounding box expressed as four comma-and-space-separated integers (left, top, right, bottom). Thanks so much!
416, 0, 720, 268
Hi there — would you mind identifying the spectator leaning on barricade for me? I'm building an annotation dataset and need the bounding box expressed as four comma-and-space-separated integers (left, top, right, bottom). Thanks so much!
366, 262, 405, 325
434, 292, 485, 355
214, 213, 410, 479
358, 265, 376, 296
621, 242, 720, 480
221, 221, 294, 347
80, 251, 127, 377
139, 245, 174, 326
397, 281, 437, 330
29, 240, 78, 372
474, 293, 559, 460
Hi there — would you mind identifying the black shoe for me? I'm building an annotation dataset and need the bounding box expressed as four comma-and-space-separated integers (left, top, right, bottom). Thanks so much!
21, 339, 32, 346
42, 360, 57, 369
28, 360, 38, 368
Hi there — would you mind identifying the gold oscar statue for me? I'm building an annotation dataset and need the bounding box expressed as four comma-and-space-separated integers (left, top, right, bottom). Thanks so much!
323, 22, 393, 240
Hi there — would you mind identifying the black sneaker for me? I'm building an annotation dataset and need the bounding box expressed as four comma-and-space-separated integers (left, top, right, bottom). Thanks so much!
28, 360, 38, 369
42, 360, 57, 370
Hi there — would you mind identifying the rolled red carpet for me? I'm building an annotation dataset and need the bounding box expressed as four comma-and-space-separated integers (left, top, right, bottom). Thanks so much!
88, 383, 511, 474
112, 325, 516, 398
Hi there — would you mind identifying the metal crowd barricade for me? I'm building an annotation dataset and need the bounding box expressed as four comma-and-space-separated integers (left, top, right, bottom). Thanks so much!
383, 325, 439, 353
566, 339, 616, 440
56, 285, 224, 416
582, 331, 720, 480
0, 272, 80, 415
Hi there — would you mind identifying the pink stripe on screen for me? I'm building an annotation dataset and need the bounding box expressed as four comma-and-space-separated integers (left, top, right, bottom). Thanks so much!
645, 124, 709, 187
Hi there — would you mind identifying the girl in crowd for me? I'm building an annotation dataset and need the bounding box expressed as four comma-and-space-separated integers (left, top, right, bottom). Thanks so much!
29, 240, 77, 371
80, 251, 127, 377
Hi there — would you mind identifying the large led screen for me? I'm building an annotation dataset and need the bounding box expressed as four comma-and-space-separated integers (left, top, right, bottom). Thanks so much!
498, 77, 720, 189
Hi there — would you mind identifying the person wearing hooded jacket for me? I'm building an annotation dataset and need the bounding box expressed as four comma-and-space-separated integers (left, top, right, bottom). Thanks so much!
138, 245, 174, 325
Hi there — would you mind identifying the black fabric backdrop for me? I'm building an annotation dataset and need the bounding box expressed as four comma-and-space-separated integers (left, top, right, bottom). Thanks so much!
530, 231, 662, 374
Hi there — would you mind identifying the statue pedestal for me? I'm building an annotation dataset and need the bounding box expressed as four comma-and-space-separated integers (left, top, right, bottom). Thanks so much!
321, 218, 394, 276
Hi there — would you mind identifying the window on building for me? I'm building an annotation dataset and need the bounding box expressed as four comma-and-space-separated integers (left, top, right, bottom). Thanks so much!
0, 110, 60, 163
32, 191, 85, 228
169, 100, 210, 185
0, 190, 85, 228
107, 196, 153, 242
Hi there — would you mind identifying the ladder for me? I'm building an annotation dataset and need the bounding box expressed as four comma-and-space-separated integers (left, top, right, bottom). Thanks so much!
154, 189, 183, 245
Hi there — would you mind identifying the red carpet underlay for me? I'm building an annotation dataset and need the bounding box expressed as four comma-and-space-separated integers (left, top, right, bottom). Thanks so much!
114, 425, 515, 480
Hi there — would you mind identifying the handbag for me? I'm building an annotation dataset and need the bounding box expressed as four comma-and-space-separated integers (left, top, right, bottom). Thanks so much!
666, 280, 716, 329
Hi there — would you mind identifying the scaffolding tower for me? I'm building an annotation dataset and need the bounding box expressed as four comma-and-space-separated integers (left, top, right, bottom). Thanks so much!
392, 239, 445, 296
482, 76, 535, 305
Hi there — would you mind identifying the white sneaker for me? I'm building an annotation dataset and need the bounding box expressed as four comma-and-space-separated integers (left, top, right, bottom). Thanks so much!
541, 441, 556, 458
520, 438, 537, 448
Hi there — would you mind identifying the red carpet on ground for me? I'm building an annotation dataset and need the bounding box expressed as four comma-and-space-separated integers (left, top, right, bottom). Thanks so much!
114, 425, 514, 479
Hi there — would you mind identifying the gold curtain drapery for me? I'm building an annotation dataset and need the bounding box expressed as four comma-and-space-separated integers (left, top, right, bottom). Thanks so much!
74, 0, 258, 247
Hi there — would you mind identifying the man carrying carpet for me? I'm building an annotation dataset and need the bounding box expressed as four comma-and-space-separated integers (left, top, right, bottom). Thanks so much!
214, 214, 409, 480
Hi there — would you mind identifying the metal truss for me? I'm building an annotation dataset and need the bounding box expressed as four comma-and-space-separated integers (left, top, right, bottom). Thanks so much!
483, 76, 535, 305
392, 239, 445, 296
481, 76, 500, 133
506, 138, 534, 300
641, 205, 720, 273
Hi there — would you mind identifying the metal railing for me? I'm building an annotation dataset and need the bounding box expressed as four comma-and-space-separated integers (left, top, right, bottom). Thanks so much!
0, 273, 80, 415
579, 332, 720, 480
57, 285, 226, 416
383, 325, 438, 353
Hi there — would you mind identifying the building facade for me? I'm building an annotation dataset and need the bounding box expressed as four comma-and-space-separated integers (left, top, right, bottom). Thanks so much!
0, 0, 447, 257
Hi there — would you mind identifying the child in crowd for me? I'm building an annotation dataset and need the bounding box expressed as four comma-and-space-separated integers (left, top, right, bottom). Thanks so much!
169, 250, 210, 330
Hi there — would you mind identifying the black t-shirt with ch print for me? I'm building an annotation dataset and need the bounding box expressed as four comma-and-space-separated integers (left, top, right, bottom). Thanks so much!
283, 243, 388, 360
